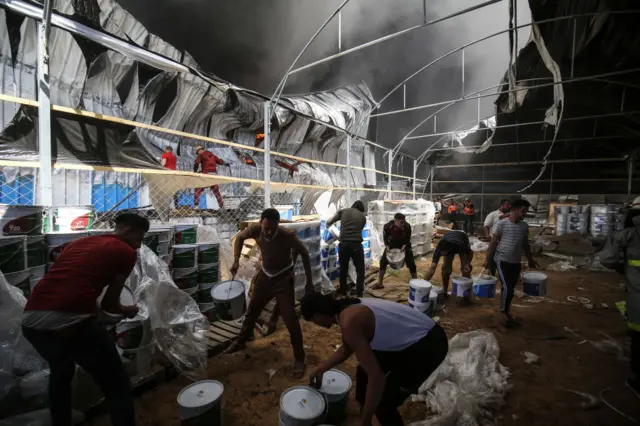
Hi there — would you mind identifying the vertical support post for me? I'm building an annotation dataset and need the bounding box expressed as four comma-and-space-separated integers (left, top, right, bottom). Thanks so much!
570, 18, 576, 79
477, 97, 481, 126
403, 84, 406, 109
549, 163, 554, 198
412, 160, 417, 200
423, 0, 427, 24
433, 115, 437, 133
338, 11, 342, 52
38, 0, 54, 207
387, 149, 393, 199
480, 166, 485, 225
263, 102, 272, 208
429, 167, 434, 199
346, 136, 352, 205
621, 88, 626, 112
461, 49, 465, 97
628, 158, 634, 197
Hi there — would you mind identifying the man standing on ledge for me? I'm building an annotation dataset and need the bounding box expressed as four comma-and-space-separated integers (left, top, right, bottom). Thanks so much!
193, 145, 225, 209
372, 213, 417, 290
161, 145, 179, 208
226, 208, 313, 377
22, 213, 149, 426
326, 200, 367, 296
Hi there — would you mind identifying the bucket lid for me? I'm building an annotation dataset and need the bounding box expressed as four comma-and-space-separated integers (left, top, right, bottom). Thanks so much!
26, 235, 45, 242
212, 281, 244, 301
198, 263, 218, 270
177, 380, 223, 408
522, 271, 547, 280
174, 224, 197, 230
409, 279, 431, 289
280, 386, 325, 420
320, 369, 351, 395
174, 244, 197, 250
452, 276, 473, 285
198, 302, 216, 310
197, 241, 218, 248
0, 235, 25, 247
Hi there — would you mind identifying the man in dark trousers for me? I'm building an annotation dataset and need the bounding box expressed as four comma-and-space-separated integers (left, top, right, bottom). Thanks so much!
372, 213, 417, 290
326, 200, 367, 296
193, 145, 225, 208
424, 230, 473, 299
462, 198, 475, 235
227, 208, 313, 377
485, 198, 537, 326
22, 213, 149, 426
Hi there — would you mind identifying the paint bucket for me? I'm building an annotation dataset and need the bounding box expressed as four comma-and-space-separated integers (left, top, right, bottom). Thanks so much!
211, 280, 246, 321
0, 235, 27, 273
173, 267, 199, 290
116, 319, 152, 350
522, 271, 548, 297
386, 248, 405, 269
174, 224, 198, 244
177, 380, 224, 426
197, 242, 219, 264
199, 302, 218, 323
452, 276, 473, 298
161, 254, 172, 268
184, 286, 199, 303
29, 277, 40, 292
45, 232, 88, 263
198, 283, 216, 303
409, 279, 432, 304
4, 269, 31, 298
26, 235, 46, 267
279, 386, 326, 426
275, 205, 294, 221
409, 298, 432, 314
0, 205, 44, 235
473, 274, 497, 298
428, 292, 438, 315
198, 263, 219, 283
122, 344, 155, 376
430, 286, 445, 311
142, 232, 160, 254
364, 248, 371, 259
173, 244, 198, 268
53, 206, 93, 232
318, 369, 351, 425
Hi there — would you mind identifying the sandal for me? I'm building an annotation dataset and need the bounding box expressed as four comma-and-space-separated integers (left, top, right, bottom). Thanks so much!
292, 360, 306, 379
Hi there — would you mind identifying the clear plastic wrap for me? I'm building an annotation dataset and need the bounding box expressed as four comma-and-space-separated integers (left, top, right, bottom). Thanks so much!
411, 330, 511, 426
468, 237, 489, 253
124, 245, 209, 381
0, 272, 49, 417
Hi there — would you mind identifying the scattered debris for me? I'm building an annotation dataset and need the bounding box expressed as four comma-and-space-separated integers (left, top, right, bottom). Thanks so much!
600, 388, 637, 423
564, 389, 600, 410
583, 304, 594, 310
577, 286, 588, 291
547, 261, 577, 272
522, 351, 540, 364
600, 303, 608, 309
266, 369, 276, 382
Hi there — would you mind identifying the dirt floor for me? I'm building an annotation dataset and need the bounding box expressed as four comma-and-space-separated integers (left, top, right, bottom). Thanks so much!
88, 252, 640, 426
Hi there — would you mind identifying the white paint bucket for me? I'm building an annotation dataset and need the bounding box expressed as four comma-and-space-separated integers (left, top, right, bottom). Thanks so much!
522, 271, 548, 296
386, 248, 405, 269
45, 231, 88, 263
178, 380, 224, 426
431, 286, 445, 311
116, 319, 152, 351
121, 343, 155, 376
53, 206, 93, 232
319, 369, 351, 425
0, 205, 44, 235
452, 276, 473, 298
409, 279, 432, 304
408, 299, 432, 316
211, 280, 246, 321
473, 274, 497, 298
279, 386, 326, 426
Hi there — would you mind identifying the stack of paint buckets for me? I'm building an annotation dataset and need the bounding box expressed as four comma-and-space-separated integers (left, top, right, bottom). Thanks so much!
408, 279, 445, 317
0, 205, 48, 298
196, 242, 220, 322
320, 220, 371, 283
142, 226, 172, 266
281, 221, 322, 299
172, 223, 199, 304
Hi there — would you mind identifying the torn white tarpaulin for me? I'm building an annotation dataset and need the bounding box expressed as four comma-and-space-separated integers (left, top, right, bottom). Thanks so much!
410, 330, 511, 426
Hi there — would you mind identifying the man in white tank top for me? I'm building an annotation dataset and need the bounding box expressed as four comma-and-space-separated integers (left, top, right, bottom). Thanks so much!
300, 293, 448, 425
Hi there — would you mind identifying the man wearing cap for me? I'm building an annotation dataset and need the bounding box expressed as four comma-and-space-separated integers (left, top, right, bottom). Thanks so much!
193, 146, 226, 208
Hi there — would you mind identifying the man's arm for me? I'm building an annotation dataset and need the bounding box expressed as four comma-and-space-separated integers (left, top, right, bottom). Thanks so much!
344, 325, 385, 426
318, 343, 354, 373
326, 210, 342, 228
215, 155, 225, 165
231, 226, 254, 275
161, 157, 167, 167
193, 155, 201, 172
484, 233, 500, 268
291, 234, 313, 292
383, 224, 390, 249
424, 249, 440, 280
403, 223, 412, 250
522, 226, 537, 268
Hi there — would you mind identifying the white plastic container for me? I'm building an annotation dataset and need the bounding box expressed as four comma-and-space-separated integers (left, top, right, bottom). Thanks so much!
522, 271, 548, 296
409, 279, 432, 304
473, 274, 498, 298
178, 380, 224, 425
452, 276, 473, 298
211, 280, 246, 321
279, 386, 326, 426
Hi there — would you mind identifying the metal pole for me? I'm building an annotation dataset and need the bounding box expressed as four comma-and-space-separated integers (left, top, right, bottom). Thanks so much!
628, 158, 634, 196
403, 84, 406, 109
549, 163, 554, 198
429, 167, 434, 199
338, 11, 342, 52
461, 48, 465, 97
480, 166, 485, 225
570, 18, 576, 78
412, 160, 417, 200
38, 0, 54, 207
346, 136, 352, 205
263, 102, 271, 208
387, 150, 393, 198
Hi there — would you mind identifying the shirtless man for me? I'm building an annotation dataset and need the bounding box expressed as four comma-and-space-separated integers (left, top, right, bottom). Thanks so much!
226, 208, 313, 377
302, 293, 448, 425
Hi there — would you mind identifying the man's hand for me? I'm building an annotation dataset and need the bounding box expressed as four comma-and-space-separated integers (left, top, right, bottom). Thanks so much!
230, 260, 240, 277
121, 305, 139, 319
462, 263, 472, 274
308, 367, 325, 389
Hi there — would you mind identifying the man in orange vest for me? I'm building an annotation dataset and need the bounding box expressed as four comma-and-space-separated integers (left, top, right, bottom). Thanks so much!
463, 198, 475, 235
445, 199, 462, 228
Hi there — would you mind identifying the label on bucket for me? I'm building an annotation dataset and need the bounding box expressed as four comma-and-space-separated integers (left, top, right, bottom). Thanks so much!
3, 213, 42, 235
320, 369, 351, 398
178, 380, 224, 408
281, 386, 325, 421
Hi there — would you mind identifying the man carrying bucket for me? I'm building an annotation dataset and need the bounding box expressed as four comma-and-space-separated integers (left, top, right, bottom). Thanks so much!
372, 213, 416, 290
424, 230, 473, 299
21, 213, 149, 426
301, 292, 448, 425
226, 208, 313, 377
484, 198, 537, 326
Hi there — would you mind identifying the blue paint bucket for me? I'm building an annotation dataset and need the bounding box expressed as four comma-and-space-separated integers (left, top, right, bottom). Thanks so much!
473, 275, 497, 298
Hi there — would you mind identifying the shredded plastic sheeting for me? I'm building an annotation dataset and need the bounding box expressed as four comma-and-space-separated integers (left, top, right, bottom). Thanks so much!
547, 261, 577, 271
469, 237, 489, 253
0, 272, 49, 417
125, 245, 209, 381
411, 330, 510, 426
198, 225, 234, 281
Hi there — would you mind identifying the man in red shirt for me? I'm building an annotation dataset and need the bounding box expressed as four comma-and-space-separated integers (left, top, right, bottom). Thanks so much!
161, 146, 179, 208
193, 145, 225, 208
22, 213, 149, 426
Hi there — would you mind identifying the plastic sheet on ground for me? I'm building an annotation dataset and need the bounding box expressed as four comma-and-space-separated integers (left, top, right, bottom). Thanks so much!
469, 237, 489, 253
124, 245, 209, 381
0, 272, 49, 418
546, 261, 577, 272
411, 330, 511, 426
